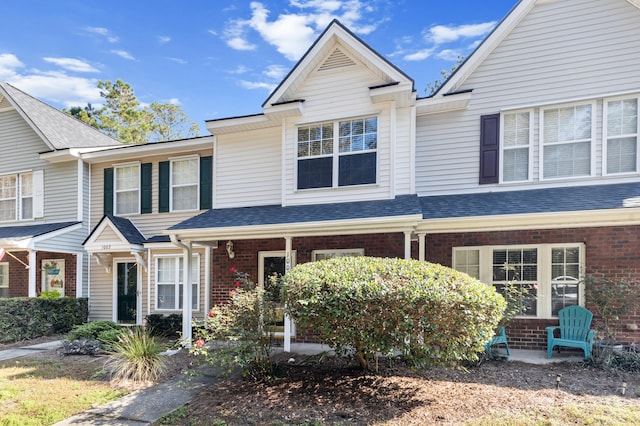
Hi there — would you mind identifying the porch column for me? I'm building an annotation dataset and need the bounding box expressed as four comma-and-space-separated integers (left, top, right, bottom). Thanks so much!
182, 241, 194, 344
417, 232, 427, 261
28, 250, 37, 297
404, 231, 412, 260
284, 236, 293, 352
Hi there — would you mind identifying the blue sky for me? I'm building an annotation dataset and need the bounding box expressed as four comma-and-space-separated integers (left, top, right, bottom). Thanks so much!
0, 0, 517, 129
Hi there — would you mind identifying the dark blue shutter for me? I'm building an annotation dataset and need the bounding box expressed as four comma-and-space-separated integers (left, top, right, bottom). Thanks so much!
141, 163, 152, 214
159, 161, 170, 213
199, 156, 212, 210
103, 168, 113, 215
479, 114, 500, 184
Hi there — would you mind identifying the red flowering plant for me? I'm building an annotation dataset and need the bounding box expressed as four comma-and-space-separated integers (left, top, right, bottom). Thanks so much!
190, 267, 280, 379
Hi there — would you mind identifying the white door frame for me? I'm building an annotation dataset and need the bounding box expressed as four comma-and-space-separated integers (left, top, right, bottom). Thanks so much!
258, 250, 296, 337
112, 257, 142, 325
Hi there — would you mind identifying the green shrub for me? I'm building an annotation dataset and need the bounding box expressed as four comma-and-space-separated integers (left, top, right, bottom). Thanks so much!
105, 327, 167, 384
281, 256, 505, 370
146, 313, 182, 338
0, 297, 88, 343
68, 320, 121, 341
39, 290, 61, 299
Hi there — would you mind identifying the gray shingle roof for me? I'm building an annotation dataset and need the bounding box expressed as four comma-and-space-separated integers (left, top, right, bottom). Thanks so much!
0, 221, 79, 239
419, 182, 640, 219
0, 82, 122, 150
170, 195, 422, 230
104, 215, 146, 245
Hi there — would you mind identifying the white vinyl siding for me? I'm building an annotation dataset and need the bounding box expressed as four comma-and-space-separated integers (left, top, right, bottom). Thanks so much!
501, 110, 532, 182
604, 96, 639, 175
540, 102, 594, 180
114, 163, 140, 215
171, 157, 199, 211
453, 243, 583, 318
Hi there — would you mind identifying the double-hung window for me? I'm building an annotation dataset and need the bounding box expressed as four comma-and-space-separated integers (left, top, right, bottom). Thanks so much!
604, 97, 639, 175
171, 157, 199, 211
114, 164, 140, 215
501, 110, 532, 182
156, 255, 199, 311
297, 116, 377, 189
453, 243, 583, 318
541, 103, 593, 179
0, 172, 37, 221
0, 262, 8, 298
312, 248, 364, 261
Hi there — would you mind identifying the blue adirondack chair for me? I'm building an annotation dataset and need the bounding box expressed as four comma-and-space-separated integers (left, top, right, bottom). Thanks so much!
546, 305, 595, 359
485, 325, 510, 357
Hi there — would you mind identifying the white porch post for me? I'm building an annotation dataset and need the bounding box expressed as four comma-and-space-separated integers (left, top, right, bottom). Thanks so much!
182, 241, 193, 344
28, 250, 37, 297
404, 231, 412, 260
284, 236, 293, 352
417, 232, 426, 261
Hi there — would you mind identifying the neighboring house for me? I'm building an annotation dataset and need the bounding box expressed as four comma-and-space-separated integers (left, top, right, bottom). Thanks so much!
163, 0, 640, 350
82, 136, 215, 328
0, 82, 121, 299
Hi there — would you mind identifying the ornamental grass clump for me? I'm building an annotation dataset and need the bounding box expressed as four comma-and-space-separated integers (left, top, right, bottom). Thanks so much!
281, 256, 505, 370
105, 327, 167, 384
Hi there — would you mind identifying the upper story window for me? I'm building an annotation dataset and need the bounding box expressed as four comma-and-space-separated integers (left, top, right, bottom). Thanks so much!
114, 163, 140, 215
453, 243, 583, 318
171, 157, 199, 211
501, 110, 532, 182
604, 97, 639, 175
297, 116, 377, 190
0, 171, 40, 222
541, 103, 593, 179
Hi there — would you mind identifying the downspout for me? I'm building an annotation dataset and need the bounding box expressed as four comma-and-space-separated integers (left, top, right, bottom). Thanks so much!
170, 234, 193, 345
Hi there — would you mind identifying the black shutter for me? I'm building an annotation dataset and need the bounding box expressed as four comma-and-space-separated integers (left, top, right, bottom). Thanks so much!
103, 167, 113, 215
479, 113, 500, 184
199, 156, 212, 210
159, 161, 170, 213
141, 163, 152, 214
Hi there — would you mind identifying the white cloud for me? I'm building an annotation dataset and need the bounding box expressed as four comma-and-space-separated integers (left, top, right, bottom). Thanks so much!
158, 35, 171, 44
238, 80, 277, 90
166, 57, 187, 64
111, 50, 136, 60
167, 97, 180, 105
43, 57, 99, 73
263, 64, 288, 80
404, 48, 434, 62
0, 53, 25, 79
227, 36, 257, 51
228, 65, 250, 74
436, 49, 462, 61
427, 22, 496, 45
84, 26, 119, 43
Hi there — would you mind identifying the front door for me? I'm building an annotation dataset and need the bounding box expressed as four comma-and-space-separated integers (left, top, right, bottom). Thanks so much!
258, 251, 295, 336
115, 261, 139, 324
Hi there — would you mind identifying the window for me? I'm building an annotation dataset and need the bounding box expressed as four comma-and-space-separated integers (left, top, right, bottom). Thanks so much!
501, 111, 532, 182
541, 103, 593, 179
453, 244, 583, 318
297, 116, 377, 189
0, 263, 8, 298
312, 248, 364, 261
605, 97, 638, 175
171, 157, 199, 211
156, 255, 199, 311
0, 172, 38, 221
114, 164, 140, 215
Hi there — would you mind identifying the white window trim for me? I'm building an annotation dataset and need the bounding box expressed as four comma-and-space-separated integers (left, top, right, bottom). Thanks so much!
311, 248, 365, 261
169, 155, 200, 212
296, 115, 378, 190
0, 171, 41, 222
539, 101, 596, 181
603, 95, 640, 176
499, 108, 534, 183
453, 243, 585, 319
154, 253, 200, 312
114, 162, 141, 216
0, 262, 8, 288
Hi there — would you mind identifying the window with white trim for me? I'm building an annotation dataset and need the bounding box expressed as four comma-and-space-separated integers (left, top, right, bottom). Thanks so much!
114, 163, 140, 215
604, 97, 639, 175
501, 110, 532, 182
0, 172, 36, 221
297, 116, 377, 190
541, 102, 593, 179
171, 157, 199, 211
156, 255, 199, 311
453, 243, 583, 318
312, 248, 364, 261
0, 262, 8, 298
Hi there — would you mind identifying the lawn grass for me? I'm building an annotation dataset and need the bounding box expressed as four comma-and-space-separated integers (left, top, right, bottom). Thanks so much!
0, 357, 127, 426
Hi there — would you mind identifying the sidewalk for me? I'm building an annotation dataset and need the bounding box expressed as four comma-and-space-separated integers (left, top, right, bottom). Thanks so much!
0, 340, 65, 361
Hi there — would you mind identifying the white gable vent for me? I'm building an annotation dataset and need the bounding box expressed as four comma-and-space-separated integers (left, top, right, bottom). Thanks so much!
318, 48, 355, 71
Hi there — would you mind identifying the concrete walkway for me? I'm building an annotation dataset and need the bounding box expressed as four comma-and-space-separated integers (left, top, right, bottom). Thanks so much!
0, 340, 586, 426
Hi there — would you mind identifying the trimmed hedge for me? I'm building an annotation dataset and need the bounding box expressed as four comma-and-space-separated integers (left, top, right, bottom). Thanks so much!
146, 313, 182, 338
281, 256, 505, 369
0, 297, 88, 344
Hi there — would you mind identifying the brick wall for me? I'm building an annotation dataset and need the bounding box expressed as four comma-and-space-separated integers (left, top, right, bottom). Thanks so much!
2, 251, 77, 298
426, 225, 640, 349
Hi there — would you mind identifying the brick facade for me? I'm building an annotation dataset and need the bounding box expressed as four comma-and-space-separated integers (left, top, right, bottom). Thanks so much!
2, 250, 77, 298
